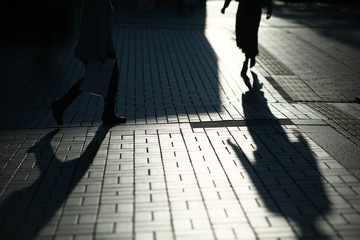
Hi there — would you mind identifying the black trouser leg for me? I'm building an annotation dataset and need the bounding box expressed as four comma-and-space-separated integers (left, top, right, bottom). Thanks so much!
103, 57, 119, 114
59, 77, 83, 108
60, 57, 118, 114
59, 61, 88, 108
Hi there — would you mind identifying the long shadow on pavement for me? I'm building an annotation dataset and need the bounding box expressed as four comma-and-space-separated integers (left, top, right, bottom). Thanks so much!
228, 72, 331, 239
0, 125, 111, 239
112, 2, 221, 124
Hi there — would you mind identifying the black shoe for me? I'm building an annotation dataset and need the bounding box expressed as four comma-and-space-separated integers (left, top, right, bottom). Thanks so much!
51, 100, 65, 125
102, 112, 126, 125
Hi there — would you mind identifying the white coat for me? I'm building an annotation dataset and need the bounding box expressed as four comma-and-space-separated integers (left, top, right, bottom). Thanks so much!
74, 0, 115, 61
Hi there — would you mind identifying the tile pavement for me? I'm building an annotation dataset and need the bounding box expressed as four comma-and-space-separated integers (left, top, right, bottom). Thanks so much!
0, 1, 360, 239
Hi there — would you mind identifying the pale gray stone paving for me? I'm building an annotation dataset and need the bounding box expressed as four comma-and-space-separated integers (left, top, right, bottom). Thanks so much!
331, 103, 360, 121
258, 28, 359, 102
269, 75, 322, 102
305, 102, 360, 146
1, 1, 360, 240
257, 17, 360, 102
257, 45, 294, 76
1, 122, 359, 239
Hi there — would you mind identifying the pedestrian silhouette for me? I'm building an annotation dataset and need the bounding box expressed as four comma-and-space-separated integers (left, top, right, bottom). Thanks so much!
51, 0, 126, 126
0, 126, 111, 239
221, 0, 272, 76
228, 71, 330, 239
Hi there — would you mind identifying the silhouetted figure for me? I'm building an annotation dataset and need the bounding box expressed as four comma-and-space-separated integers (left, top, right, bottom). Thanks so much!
51, 0, 126, 126
221, 0, 272, 76
228, 71, 330, 239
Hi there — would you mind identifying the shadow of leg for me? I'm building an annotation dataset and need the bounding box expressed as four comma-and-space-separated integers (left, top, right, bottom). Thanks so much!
241, 64, 252, 90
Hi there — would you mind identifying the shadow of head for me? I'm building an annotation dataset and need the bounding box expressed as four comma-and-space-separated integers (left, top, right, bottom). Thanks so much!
2, 125, 112, 239
227, 111, 330, 238
26, 129, 60, 154
26, 125, 112, 155
227, 135, 330, 238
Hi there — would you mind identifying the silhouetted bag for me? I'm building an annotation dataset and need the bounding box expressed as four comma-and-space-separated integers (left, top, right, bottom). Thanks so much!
80, 58, 115, 97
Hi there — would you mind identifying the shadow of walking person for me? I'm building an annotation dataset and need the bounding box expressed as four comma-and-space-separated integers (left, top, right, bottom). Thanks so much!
228, 71, 330, 239
0, 125, 111, 239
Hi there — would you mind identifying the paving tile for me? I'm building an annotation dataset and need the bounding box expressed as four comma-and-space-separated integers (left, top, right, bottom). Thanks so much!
1, 1, 360, 240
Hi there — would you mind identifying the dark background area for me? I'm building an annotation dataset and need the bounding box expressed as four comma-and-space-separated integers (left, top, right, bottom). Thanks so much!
1, 0, 75, 33
1, 0, 359, 41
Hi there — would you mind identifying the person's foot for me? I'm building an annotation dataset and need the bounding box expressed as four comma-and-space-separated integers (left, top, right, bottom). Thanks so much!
250, 57, 256, 68
51, 100, 65, 125
102, 112, 126, 125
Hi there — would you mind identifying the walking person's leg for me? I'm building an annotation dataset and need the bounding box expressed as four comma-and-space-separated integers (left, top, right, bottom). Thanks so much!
241, 55, 250, 76
51, 61, 87, 125
102, 52, 126, 125
103, 54, 118, 114
51, 78, 83, 125
236, 2, 250, 76
248, 6, 262, 68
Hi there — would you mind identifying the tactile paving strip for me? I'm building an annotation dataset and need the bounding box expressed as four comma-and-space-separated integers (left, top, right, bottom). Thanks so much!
257, 44, 295, 76
306, 102, 360, 146
190, 119, 294, 128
